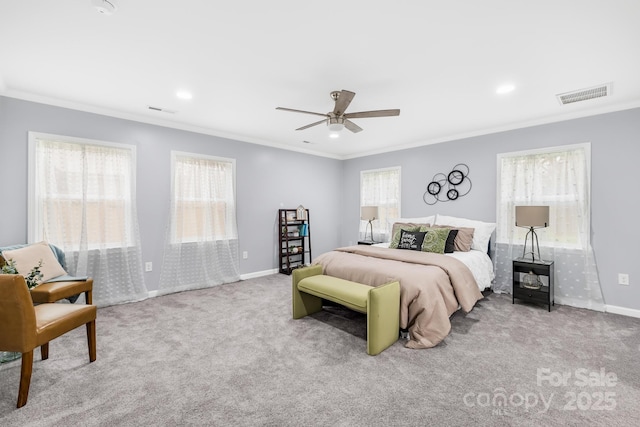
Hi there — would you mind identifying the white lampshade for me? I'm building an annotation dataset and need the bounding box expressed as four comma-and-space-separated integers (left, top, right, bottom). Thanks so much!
515, 206, 549, 228
361, 206, 379, 221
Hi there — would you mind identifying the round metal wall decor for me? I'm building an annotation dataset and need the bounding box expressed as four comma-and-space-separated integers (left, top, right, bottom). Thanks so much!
423, 163, 472, 205
427, 181, 442, 196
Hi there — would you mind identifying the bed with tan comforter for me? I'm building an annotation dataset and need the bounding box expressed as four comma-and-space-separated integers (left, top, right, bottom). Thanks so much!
313, 245, 484, 349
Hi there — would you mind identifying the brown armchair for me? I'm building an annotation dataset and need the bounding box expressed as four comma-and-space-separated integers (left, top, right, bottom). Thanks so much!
0, 244, 93, 305
29, 277, 93, 305
0, 274, 97, 408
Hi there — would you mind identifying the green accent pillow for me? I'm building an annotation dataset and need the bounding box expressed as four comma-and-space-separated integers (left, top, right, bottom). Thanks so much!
389, 225, 422, 249
420, 227, 451, 254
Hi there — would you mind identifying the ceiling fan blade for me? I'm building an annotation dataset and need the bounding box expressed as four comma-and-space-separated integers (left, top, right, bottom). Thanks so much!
344, 109, 400, 119
295, 119, 326, 131
344, 119, 363, 133
276, 107, 328, 118
333, 90, 356, 116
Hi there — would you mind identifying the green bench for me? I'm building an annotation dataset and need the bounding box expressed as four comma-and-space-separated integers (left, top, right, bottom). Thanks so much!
292, 265, 400, 355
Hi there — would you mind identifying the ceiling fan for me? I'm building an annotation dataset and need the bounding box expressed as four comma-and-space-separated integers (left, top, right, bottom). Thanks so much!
276, 90, 400, 133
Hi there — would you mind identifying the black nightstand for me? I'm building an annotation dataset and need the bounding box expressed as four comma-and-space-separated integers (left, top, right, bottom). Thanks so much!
512, 258, 554, 312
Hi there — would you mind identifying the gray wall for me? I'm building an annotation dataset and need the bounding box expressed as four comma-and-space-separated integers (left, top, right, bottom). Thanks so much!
2, 95, 639, 312
342, 108, 640, 311
0, 96, 343, 290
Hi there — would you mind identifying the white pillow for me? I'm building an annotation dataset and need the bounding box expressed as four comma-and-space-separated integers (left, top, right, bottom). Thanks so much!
1, 241, 67, 283
434, 215, 496, 252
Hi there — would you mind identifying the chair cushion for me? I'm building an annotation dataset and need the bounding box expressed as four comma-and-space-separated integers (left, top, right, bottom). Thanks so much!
298, 275, 370, 312
34, 303, 97, 347
1, 242, 66, 283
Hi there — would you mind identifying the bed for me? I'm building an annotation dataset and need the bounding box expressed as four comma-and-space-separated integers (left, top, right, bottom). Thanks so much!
312, 215, 496, 349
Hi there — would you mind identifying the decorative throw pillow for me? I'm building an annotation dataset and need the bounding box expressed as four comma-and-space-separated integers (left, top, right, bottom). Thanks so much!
444, 229, 459, 253
389, 225, 423, 248
1, 241, 66, 284
434, 215, 495, 252
387, 216, 435, 234
390, 222, 429, 243
433, 225, 474, 252
420, 228, 452, 254
397, 229, 426, 251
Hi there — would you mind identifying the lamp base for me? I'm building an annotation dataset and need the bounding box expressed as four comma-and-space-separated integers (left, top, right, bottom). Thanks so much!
522, 226, 542, 262
362, 219, 375, 243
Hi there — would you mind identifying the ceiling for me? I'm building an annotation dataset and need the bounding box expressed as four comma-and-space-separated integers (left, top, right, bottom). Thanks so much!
1, 1, 639, 159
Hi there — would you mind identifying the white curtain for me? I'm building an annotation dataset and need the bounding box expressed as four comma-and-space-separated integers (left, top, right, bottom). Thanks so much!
31, 134, 148, 306
159, 152, 240, 294
494, 143, 604, 311
360, 167, 401, 242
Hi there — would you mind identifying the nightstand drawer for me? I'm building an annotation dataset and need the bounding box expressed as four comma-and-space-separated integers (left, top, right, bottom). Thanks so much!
513, 286, 550, 304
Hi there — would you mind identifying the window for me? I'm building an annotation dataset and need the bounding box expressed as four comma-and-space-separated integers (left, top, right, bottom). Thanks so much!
360, 166, 401, 239
29, 132, 136, 249
496, 143, 591, 248
493, 143, 603, 310
159, 151, 240, 294
170, 152, 237, 243
28, 132, 148, 306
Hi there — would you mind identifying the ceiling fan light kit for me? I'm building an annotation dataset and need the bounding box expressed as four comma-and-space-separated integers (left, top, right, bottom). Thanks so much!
327, 116, 345, 132
277, 90, 400, 135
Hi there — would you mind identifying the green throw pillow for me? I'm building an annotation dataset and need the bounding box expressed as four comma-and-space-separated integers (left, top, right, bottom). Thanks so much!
389, 226, 422, 249
420, 227, 451, 254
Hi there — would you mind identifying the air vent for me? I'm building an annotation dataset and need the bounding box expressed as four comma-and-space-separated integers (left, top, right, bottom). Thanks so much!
147, 105, 176, 114
556, 83, 612, 105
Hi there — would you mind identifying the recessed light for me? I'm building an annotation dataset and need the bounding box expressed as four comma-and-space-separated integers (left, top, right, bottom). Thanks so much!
176, 90, 193, 100
329, 133, 340, 139
496, 84, 515, 95
93, 0, 117, 15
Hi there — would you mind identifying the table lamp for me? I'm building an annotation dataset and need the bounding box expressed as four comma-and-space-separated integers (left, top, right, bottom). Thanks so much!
515, 205, 549, 262
360, 206, 379, 243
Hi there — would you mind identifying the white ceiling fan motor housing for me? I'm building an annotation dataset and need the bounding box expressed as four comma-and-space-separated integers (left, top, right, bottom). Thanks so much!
93, 0, 118, 15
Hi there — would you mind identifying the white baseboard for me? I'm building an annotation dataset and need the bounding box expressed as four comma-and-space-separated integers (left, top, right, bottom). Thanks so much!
144, 269, 279, 300
605, 304, 640, 319
240, 268, 279, 280
496, 292, 640, 318
554, 296, 605, 312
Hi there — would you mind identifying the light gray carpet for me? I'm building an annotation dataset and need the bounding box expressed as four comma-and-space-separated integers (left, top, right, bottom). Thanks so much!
1, 273, 639, 426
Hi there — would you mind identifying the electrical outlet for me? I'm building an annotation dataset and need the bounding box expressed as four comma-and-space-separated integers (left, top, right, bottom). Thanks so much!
618, 273, 629, 286
242, 251, 248, 259
145, 262, 153, 272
